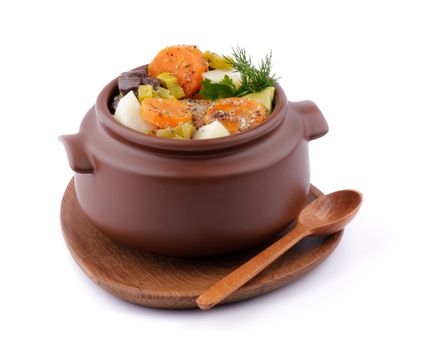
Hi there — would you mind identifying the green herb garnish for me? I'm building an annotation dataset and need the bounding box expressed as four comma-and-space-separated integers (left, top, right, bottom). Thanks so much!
200, 75, 237, 100
199, 47, 278, 100
229, 47, 278, 96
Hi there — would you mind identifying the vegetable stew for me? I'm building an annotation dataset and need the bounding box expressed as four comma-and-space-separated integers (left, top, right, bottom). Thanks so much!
112, 45, 278, 140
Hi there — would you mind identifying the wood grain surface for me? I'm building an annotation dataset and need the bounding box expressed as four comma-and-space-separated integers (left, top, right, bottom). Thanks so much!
60, 178, 343, 309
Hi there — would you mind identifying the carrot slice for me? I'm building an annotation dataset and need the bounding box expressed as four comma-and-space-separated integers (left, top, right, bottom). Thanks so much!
203, 98, 268, 134
141, 98, 192, 128
148, 45, 208, 98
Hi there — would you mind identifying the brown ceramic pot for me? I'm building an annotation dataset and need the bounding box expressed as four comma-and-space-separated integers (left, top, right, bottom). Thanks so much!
60, 70, 328, 257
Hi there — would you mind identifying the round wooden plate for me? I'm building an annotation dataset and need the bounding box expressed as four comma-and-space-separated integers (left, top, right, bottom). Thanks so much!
61, 179, 343, 309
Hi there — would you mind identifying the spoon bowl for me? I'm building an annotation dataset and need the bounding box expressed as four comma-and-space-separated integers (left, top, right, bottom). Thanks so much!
299, 190, 363, 235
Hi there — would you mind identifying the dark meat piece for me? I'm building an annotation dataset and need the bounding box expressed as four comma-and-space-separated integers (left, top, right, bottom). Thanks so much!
132, 64, 149, 74
118, 71, 160, 95
110, 94, 123, 113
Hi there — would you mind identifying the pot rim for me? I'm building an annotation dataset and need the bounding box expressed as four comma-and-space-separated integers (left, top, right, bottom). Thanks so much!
95, 66, 288, 153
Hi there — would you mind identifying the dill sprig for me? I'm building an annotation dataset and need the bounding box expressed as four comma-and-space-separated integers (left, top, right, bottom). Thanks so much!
227, 47, 279, 96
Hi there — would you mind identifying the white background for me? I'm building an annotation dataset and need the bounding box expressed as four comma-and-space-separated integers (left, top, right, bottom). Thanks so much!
1, 0, 437, 349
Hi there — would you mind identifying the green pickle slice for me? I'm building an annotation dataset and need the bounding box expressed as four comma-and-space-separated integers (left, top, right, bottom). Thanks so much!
156, 122, 195, 139
243, 86, 276, 112
138, 84, 178, 101
156, 87, 177, 100
157, 72, 185, 99
203, 51, 233, 70
138, 84, 156, 102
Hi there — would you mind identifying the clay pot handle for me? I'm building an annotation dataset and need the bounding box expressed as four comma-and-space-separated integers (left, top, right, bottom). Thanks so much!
291, 101, 329, 140
59, 133, 94, 174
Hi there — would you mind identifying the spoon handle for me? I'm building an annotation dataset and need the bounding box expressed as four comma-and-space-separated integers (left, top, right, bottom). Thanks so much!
196, 225, 308, 310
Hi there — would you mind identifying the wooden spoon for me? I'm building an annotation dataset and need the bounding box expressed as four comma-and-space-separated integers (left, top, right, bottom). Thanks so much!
196, 189, 363, 310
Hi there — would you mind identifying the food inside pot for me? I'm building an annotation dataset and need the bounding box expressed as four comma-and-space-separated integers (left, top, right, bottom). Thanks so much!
112, 45, 278, 140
